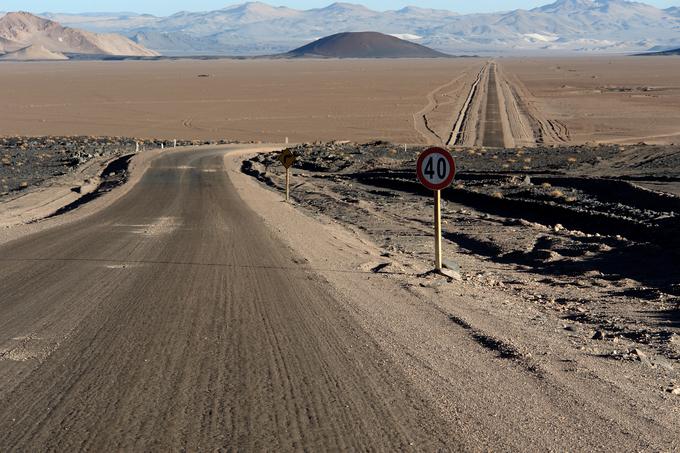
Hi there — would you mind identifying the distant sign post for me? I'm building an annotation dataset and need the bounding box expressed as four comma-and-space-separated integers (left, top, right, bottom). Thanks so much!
416, 147, 456, 271
277, 149, 297, 202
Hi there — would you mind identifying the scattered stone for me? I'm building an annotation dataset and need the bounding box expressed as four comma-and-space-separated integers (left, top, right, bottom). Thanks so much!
629, 348, 674, 370
592, 330, 606, 340
442, 259, 460, 274
669, 333, 680, 346
439, 268, 462, 281
420, 279, 447, 288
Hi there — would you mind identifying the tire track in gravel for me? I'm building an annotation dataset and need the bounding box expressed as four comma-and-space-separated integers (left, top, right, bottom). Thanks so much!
446, 64, 487, 146
413, 64, 482, 146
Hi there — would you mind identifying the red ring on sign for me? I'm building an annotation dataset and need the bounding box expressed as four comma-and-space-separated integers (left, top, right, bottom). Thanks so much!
416, 147, 456, 191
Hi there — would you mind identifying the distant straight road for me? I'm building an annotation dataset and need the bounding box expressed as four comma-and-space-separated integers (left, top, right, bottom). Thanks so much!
0, 147, 456, 451
482, 63, 505, 148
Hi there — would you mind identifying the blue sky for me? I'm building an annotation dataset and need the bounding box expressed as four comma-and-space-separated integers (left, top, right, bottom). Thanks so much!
3, 0, 678, 15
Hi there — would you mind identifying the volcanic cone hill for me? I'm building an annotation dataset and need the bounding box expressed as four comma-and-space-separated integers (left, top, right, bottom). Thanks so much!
284, 31, 449, 58
0, 11, 159, 60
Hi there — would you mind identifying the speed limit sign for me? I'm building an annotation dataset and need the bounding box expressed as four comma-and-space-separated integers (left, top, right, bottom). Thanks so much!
417, 147, 456, 191
416, 147, 456, 272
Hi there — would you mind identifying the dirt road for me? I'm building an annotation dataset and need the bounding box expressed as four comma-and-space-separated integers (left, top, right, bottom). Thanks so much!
481, 63, 504, 148
0, 146, 457, 451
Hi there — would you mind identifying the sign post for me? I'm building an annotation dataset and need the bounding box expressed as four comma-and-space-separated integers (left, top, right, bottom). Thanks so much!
277, 149, 297, 202
434, 188, 442, 269
416, 147, 456, 271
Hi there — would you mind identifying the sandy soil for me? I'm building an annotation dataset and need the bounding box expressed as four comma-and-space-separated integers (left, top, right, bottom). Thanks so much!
3, 58, 676, 148
0, 59, 484, 144
502, 57, 680, 145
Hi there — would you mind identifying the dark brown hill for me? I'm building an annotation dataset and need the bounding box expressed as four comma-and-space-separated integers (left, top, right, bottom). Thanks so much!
284, 31, 449, 58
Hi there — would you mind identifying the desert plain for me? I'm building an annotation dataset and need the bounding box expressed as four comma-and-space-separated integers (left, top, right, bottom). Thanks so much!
1, 57, 679, 145
1, 56, 680, 451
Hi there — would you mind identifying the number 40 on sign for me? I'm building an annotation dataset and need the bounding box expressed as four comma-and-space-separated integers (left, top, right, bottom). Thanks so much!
416, 147, 456, 271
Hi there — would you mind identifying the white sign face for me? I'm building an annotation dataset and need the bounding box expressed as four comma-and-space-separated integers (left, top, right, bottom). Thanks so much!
416, 147, 456, 191
421, 154, 450, 185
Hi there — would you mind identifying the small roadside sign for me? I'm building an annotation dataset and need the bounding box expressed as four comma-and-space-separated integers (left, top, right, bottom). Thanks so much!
416, 147, 456, 272
277, 149, 297, 202
278, 149, 296, 169
417, 147, 456, 191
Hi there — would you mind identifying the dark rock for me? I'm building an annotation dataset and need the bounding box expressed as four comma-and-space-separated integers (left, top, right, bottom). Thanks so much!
592, 330, 606, 340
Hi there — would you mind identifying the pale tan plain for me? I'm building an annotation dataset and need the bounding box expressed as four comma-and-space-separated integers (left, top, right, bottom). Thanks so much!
503, 57, 680, 144
2, 57, 679, 145
0, 59, 481, 144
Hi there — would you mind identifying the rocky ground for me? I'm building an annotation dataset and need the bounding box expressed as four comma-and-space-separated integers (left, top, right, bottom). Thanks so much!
244, 142, 680, 376
0, 136, 239, 197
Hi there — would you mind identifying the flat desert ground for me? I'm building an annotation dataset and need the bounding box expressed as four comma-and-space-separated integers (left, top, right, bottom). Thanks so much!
1, 57, 679, 145
503, 57, 680, 145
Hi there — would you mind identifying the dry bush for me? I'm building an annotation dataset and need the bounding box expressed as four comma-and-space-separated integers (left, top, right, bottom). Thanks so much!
541, 182, 552, 188
550, 189, 565, 198
567, 157, 578, 163
491, 191, 504, 199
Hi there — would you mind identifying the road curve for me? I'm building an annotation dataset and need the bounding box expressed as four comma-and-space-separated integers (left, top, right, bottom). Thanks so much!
0, 146, 457, 451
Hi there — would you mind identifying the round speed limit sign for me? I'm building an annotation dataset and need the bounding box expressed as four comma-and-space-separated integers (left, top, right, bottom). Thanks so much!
416, 147, 456, 191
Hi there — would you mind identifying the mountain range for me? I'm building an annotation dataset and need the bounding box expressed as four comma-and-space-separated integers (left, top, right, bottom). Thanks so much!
3, 0, 680, 56
0, 11, 158, 59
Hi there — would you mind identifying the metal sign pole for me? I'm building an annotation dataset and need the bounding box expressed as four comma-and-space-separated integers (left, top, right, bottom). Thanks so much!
285, 167, 290, 202
434, 189, 442, 271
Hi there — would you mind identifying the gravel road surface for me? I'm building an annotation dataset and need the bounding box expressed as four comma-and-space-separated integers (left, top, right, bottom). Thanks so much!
0, 146, 457, 451
482, 64, 504, 148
